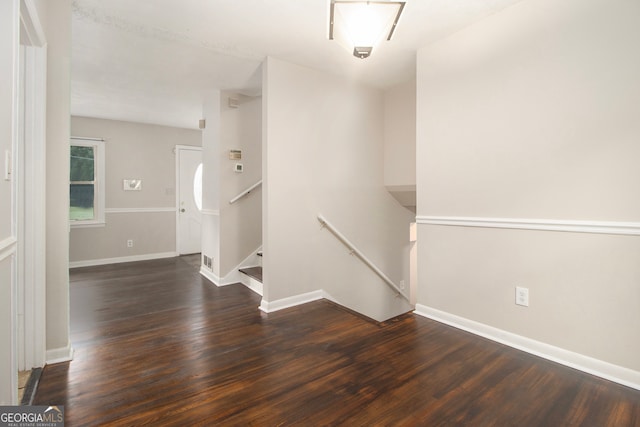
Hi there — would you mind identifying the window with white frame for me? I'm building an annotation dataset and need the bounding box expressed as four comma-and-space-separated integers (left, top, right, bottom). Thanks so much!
70, 137, 105, 227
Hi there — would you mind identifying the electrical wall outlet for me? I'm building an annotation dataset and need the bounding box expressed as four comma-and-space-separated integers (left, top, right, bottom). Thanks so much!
515, 286, 529, 307
127, 239, 133, 248
399, 280, 405, 290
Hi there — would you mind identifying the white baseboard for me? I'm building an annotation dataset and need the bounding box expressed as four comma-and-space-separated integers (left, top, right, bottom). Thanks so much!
200, 267, 221, 286
259, 290, 325, 313
218, 246, 263, 286
69, 252, 178, 268
46, 343, 74, 365
201, 265, 263, 296
240, 274, 263, 297
414, 304, 640, 391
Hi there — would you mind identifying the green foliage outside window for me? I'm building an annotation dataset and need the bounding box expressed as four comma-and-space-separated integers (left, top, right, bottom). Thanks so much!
70, 145, 96, 221
70, 145, 94, 181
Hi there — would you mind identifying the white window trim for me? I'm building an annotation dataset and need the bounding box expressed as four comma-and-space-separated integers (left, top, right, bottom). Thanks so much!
70, 137, 105, 228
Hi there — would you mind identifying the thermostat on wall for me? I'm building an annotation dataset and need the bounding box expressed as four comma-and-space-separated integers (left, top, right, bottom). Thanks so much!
123, 179, 142, 191
234, 163, 243, 173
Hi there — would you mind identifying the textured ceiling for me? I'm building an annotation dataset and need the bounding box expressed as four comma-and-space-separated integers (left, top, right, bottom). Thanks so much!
71, 0, 525, 129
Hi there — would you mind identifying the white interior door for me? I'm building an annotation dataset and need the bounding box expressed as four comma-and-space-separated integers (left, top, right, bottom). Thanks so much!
176, 146, 202, 255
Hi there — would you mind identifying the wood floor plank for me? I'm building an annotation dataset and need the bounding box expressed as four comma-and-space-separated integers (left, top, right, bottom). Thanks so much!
33, 255, 640, 426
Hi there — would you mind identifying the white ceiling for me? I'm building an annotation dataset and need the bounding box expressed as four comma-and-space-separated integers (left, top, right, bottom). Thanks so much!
71, 0, 525, 129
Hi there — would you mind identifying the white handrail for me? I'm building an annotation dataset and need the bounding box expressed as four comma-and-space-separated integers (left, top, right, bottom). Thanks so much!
229, 180, 262, 204
317, 214, 408, 301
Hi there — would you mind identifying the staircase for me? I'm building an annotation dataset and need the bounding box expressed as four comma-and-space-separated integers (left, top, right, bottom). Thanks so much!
239, 252, 263, 295
239, 266, 262, 283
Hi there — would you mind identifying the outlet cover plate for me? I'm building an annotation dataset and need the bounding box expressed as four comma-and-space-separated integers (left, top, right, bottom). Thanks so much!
515, 286, 529, 307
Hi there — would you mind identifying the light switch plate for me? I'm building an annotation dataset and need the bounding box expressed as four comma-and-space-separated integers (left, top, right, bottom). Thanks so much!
4, 150, 11, 181
123, 179, 142, 191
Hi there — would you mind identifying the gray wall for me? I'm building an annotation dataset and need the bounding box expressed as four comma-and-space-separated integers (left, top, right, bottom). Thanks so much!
69, 117, 201, 263
263, 57, 414, 321
416, 0, 640, 375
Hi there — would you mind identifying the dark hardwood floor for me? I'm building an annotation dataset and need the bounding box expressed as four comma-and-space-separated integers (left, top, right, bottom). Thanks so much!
239, 266, 263, 282
34, 256, 640, 426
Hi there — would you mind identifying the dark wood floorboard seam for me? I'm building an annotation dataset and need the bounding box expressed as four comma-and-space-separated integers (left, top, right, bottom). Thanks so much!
33, 255, 640, 426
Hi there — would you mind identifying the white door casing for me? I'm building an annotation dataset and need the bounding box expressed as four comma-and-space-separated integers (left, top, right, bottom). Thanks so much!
176, 146, 202, 255
15, 0, 47, 393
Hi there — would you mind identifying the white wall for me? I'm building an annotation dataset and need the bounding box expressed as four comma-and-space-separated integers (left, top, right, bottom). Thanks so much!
34, 0, 74, 366
201, 91, 221, 278
384, 79, 416, 188
0, 0, 19, 405
416, 0, 640, 384
219, 93, 262, 277
200, 90, 262, 284
69, 117, 201, 264
263, 57, 414, 321
383, 79, 416, 210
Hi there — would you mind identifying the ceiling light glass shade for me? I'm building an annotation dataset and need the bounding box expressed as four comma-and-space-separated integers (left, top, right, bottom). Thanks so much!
329, 1, 405, 59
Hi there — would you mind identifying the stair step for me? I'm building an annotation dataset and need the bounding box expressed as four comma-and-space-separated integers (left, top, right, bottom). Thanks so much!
239, 266, 262, 283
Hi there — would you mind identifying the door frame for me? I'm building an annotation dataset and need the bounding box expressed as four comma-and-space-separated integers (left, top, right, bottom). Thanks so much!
175, 145, 202, 255
16, 0, 47, 374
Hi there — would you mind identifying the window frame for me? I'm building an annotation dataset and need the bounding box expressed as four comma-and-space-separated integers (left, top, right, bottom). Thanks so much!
69, 137, 105, 228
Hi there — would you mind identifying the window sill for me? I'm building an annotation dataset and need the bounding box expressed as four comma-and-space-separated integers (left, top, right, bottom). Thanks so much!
70, 220, 106, 229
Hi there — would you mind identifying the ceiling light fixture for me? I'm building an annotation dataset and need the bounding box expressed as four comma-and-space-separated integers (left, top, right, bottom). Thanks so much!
329, 0, 406, 59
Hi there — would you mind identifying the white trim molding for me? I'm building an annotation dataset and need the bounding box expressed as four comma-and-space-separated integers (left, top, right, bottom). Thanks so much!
201, 209, 220, 216
20, 42, 48, 372
0, 236, 17, 262
414, 304, 640, 391
69, 252, 177, 268
199, 267, 221, 286
240, 274, 263, 297
259, 290, 326, 314
416, 216, 640, 236
45, 343, 74, 365
20, 0, 46, 47
219, 246, 263, 286
69, 220, 106, 229
71, 136, 104, 142
200, 247, 264, 296
105, 207, 176, 214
